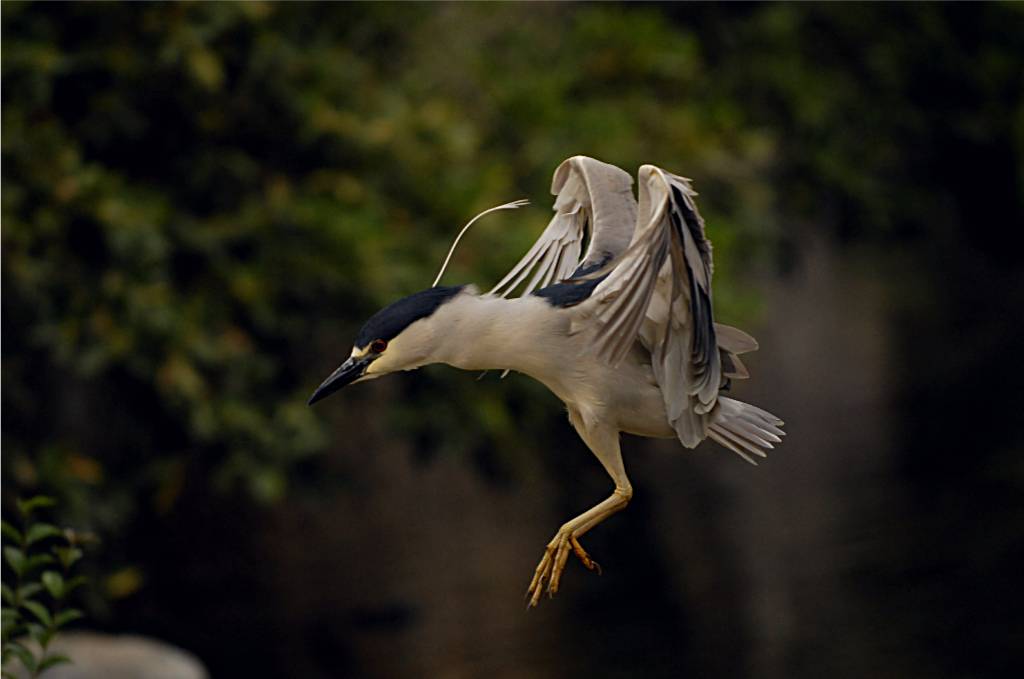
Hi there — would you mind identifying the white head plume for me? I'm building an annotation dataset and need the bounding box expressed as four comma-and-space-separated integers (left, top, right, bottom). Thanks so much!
431, 199, 530, 288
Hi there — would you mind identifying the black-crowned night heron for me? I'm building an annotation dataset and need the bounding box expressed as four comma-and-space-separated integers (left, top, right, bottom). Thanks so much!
309, 156, 784, 607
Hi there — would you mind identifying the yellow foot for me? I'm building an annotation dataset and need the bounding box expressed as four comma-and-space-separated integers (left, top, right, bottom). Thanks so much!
526, 530, 601, 608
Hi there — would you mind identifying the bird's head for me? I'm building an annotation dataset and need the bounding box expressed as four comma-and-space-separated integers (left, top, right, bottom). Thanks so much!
307, 284, 469, 405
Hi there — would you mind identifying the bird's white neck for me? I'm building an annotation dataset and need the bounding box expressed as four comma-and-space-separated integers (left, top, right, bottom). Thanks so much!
428, 293, 561, 376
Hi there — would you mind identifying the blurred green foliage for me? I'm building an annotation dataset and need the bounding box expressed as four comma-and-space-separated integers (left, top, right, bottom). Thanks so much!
2, 0, 1021, 627
1, 2, 779, 521
2, 496, 88, 678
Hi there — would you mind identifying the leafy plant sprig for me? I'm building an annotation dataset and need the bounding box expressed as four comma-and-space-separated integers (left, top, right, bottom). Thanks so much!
1, 496, 88, 679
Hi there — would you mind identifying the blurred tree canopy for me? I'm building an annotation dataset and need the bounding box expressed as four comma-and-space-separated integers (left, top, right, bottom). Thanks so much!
2, 0, 1022, 625
1, 2, 775, 517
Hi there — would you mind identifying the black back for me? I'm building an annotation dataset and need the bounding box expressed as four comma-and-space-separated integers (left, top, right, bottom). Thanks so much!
533, 276, 606, 308
533, 254, 611, 308
355, 285, 465, 348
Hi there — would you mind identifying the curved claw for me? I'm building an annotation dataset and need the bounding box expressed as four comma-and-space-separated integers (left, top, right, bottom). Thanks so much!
526, 542, 556, 607
526, 530, 603, 608
570, 535, 601, 575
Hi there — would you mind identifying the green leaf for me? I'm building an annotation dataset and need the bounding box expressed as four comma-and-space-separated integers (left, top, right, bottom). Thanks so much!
21, 600, 51, 627
3, 547, 26, 577
53, 546, 82, 571
3, 640, 37, 674
38, 653, 71, 672
54, 608, 83, 628
25, 553, 55, 573
1, 607, 20, 635
27, 621, 51, 648
0, 522, 22, 546
41, 571, 64, 600
16, 583, 42, 601
25, 524, 62, 546
16, 496, 56, 517
62, 576, 87, 595
0, 585, 13, 607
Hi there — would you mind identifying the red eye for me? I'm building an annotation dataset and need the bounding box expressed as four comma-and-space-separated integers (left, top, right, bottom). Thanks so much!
371, 339, 388, 353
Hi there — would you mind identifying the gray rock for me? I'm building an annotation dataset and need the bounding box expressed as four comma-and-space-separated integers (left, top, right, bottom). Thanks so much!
9, 632, 207, 679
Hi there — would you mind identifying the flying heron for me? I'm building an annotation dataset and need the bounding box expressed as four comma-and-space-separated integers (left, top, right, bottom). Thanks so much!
309, 156, 784, 607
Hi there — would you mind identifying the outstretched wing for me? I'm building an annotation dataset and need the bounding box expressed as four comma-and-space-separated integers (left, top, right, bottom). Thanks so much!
490, 156, 637, 297
576, 165, 720, 447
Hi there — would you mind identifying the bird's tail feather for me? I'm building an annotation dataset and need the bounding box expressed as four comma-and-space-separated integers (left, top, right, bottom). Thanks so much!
708, 396, 785, 465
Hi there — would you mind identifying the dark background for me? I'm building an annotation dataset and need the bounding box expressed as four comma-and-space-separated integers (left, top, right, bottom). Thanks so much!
3, 2, 1023, 677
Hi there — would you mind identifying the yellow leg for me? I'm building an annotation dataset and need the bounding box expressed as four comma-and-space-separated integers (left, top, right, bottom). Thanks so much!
527, 414, 632, 608
526, 486, 632, 607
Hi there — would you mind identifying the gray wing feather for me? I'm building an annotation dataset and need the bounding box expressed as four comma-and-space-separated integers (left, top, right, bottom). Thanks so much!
715, 322, 758, 381
708, 396, 786, 465
715, 323, 758, 354
490, 207, 584, 297
581, 165, 720, 447
490, 156, 636, 298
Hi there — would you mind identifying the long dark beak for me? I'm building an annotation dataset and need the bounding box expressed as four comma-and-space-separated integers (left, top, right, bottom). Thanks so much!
308, 356, 371, 405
